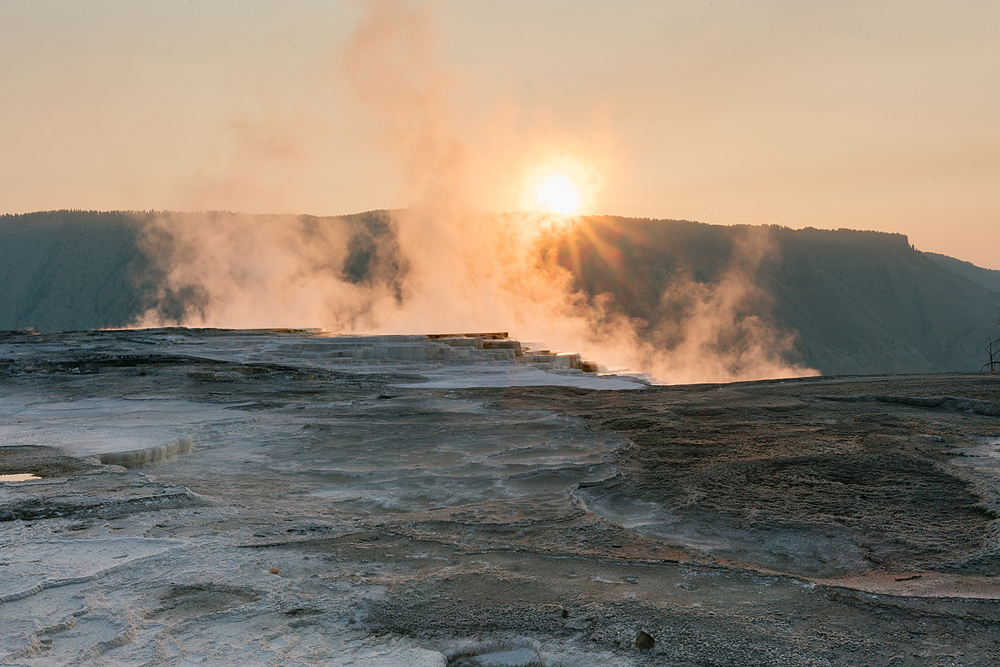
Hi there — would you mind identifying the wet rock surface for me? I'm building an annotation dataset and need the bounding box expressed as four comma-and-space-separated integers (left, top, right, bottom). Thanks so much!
1, 329, 999, 665
501, 375, 1000, 579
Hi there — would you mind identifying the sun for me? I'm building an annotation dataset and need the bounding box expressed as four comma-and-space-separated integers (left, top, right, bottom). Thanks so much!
535, 173, 581, 215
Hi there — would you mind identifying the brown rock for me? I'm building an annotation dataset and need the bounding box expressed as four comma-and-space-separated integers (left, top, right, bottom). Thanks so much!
635, 630, 655, 650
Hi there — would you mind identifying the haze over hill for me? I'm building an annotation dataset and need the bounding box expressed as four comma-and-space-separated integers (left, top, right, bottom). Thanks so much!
1, 210, 997, 378
924, 252, 1000, 294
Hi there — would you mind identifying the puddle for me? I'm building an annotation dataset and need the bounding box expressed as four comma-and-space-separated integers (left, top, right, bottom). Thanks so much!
0, 473, 41, 482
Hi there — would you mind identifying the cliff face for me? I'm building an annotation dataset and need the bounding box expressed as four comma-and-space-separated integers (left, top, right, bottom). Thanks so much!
2, 210, 997, 376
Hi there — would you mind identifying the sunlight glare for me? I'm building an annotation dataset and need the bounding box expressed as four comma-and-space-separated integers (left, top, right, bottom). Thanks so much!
535, 173, 581, 215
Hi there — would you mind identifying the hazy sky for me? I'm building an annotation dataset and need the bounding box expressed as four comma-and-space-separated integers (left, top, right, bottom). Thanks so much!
2, 0, 998, 267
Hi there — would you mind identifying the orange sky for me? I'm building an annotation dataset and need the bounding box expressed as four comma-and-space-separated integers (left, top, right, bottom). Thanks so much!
2, 1, 998, 268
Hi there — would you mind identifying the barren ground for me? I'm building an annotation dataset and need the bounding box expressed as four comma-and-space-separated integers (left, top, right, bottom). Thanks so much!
1, 330, 999, 666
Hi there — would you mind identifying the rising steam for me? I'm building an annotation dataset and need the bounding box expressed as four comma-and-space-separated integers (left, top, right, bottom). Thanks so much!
135, 0, 817, 383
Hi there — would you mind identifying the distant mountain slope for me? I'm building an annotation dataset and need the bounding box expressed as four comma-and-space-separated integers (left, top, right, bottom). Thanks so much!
923, 252, 1000, 294
1, 210, 997, 376
765, 228, 998, 374
552, 218, 1000, 375
0, 211, 157, 331
0, 210, 403, 332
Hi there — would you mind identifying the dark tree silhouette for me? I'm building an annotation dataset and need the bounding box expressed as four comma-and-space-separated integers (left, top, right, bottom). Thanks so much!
983, 307, 1000, 373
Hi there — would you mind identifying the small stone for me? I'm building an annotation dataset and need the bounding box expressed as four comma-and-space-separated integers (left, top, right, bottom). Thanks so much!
635, 630, 655, 650
269, 568, 280, 575
561, 608, 570, 618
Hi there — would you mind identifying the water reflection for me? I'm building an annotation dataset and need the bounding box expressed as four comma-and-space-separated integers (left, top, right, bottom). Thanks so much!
0, 473, 40, 482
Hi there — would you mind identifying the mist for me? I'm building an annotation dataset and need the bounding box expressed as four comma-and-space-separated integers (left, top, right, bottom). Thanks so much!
134, 1, 816, 383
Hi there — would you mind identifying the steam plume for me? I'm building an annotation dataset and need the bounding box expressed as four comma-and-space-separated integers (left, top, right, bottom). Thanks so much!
136, 0, 817, 383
